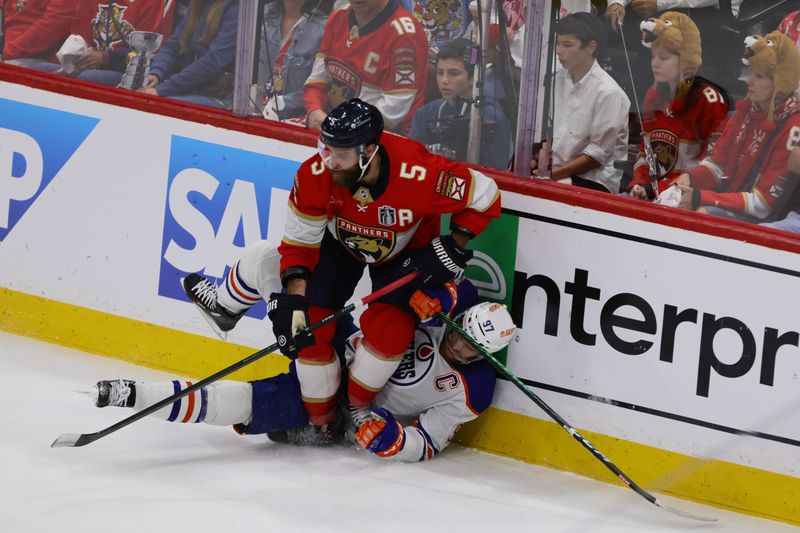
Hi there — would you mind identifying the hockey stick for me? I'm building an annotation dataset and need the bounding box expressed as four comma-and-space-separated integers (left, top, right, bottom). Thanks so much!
437, 311, 718, 523
618, 21, 664, 202
51, 272, 418, 448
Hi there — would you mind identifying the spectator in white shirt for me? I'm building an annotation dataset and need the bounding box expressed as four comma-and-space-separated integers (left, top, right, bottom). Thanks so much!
606, 0, 742, 32
538, 13, 630, 193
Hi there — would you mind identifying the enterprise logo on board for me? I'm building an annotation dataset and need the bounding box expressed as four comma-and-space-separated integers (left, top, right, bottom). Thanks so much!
159, 136, 297, 317
0, 98, 99, 242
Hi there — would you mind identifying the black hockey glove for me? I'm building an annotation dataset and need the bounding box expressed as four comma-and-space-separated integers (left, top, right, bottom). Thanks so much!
267, 293, 315, 357
408, 235, 472, 289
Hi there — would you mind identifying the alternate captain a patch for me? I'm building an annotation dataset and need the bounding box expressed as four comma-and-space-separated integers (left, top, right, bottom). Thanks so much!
336, 218, 396, 263
435, 171, 466, 201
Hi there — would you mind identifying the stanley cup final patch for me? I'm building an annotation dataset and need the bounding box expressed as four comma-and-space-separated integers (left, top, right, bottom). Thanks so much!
378, 205, 397, 227
435, 171, 466, 201
394, 47, 416, 86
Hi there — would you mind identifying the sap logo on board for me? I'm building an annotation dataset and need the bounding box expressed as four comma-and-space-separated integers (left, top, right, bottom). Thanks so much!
0, 98, 99, 241
159, 136, 297, 317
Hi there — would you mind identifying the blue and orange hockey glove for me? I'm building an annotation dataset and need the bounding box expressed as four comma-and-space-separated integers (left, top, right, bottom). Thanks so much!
355, 408, 406, 458
408, 280, 459, 325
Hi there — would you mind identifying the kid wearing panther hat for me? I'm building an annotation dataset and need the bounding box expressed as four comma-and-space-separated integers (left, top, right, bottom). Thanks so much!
626, 12, 729, 200
675, 32, 800, 222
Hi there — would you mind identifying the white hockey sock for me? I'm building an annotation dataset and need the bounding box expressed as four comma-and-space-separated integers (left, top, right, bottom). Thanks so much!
134, 380, 253, 426
348, 340, 403, 405
295, 356, 341, 403
217, 240, 282, 314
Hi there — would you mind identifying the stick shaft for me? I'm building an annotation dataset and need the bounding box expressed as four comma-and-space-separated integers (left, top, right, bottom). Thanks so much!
56, 272, 418, 447
437, 312, 654, 500
437, 311, 716, 522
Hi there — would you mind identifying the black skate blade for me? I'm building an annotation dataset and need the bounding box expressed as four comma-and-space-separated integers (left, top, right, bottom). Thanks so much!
197, 308, 229, 341
180, 276, 230, 341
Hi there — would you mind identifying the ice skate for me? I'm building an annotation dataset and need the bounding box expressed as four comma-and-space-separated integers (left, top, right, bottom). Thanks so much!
77, 379, 137, 408
267, 419, 344, 447
181, 273, 243, 340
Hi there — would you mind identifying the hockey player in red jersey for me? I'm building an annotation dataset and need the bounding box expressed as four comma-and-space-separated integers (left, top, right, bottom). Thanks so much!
303, 0, 428, 133
179, 99, 499, 438
626, 12, 728, 200
271, 98, 500, 434
675, 32, 800, 221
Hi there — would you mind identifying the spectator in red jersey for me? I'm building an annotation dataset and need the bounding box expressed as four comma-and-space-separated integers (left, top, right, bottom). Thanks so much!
675, 32, 800, 222
626, 12, 728, 201
63, 0, 176, 86
303, 0, 429, 133
0, 0, 73, 66
29, 1, 176, 86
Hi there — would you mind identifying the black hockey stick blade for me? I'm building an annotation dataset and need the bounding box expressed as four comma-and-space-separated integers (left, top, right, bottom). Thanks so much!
51, 432, 101, 448
654, 500, 718, 522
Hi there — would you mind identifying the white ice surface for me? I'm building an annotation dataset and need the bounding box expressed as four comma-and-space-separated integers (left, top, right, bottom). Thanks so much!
1, 331, 797, 533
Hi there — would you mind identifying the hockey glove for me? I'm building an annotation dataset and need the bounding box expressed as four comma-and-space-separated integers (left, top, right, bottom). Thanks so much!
409, 235, 472, 289
267, 293, 315, 357
409, 280, 459, 325
355, 407, 406, 458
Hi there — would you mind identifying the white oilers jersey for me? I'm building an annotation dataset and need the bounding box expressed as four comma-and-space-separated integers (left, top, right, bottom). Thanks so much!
344, 325, 496, 461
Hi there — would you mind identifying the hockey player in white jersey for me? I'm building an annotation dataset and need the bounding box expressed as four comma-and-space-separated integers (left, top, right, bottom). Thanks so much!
84, 241, 516, 460
349, 298, 515, 460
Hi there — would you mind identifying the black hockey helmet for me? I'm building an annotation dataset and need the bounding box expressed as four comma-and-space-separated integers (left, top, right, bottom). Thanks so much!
320, 98, 384, 149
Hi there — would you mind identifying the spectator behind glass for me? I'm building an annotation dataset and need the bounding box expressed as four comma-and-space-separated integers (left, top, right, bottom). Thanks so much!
540, 12, 630, 193
260, 0, 332, 121
605, 0, 744, 96
27, 0, 175, 87
409, 38, 513, 170
140, 0, 239, 109
605, 0, 742, 32
675, 32, 800, 222
399, 0, 471, 47
303, 0, 428, 133
1, 0, 73, 66
626, 12, 728, 200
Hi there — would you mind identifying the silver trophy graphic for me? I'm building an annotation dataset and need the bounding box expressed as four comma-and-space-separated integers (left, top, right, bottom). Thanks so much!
119, 31, 163, 90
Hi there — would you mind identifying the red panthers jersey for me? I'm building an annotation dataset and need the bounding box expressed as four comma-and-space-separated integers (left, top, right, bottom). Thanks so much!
688, 96, 800, 219
71, 0, 175, 52
303, 0, 428, 133
279, 134, 501, 274
628, 80, 728, 194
